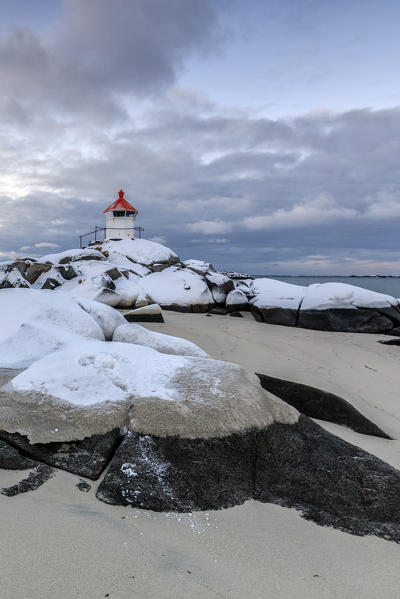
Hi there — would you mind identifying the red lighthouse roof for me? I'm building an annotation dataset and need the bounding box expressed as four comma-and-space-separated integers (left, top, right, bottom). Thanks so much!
104, 190, 137, 213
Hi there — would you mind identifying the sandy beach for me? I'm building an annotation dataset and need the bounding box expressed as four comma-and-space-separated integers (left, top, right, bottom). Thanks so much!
1, 312, 400, 598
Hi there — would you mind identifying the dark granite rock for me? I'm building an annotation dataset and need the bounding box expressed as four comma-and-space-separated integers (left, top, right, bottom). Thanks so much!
1, 464, 54, 497
208, 307, 228, 316
384, 327, 400, 337
56, 264, 78, 280
25, 262, 52, 284
105, 267, 124, 281
77, 480, 92, 492
96, 431, 256, 512
151, 263, 170, 273
229, 311, 244, 318
254, 416, 400, 542
0, 428, 123, 480
256, 373, 390, 439
379, 338, 400, 346
298, 308, 393, 333
251, 306, 298, 327
59, 252, 105, 264
41, 277, 62, 290
96, 417, 400, 543
0, 439, 37, 470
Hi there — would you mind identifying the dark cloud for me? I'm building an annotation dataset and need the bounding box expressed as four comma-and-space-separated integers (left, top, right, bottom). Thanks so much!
0, 2, 399, 274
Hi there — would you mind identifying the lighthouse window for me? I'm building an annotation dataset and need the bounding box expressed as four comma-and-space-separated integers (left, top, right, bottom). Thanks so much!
126, 211, 135, 216
113, 211, 125, 217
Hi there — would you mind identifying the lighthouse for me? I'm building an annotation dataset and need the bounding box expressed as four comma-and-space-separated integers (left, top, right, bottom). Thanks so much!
103, 190, 138, 240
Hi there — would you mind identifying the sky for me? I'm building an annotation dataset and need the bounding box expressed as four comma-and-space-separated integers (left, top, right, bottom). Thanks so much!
1, 0, 400, 274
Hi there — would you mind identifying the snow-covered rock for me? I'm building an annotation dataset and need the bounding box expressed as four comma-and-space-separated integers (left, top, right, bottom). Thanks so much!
121, 303, 164, 323
139, 267, 214, 311
205, 272, 234, 304
77, 298, 126, 340
98, 239, 178, 267
39, 247, 105, 264
112, 323, 209, 358
4, 342, 297, 443
0, 289, 105, 368
183, 259, 216, 276
226, 289, 249, 312
301, 282, 399, 311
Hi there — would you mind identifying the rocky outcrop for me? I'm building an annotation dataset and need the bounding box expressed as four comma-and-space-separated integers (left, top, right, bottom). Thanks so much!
0, 429, 123, 480
297, 308, 393, 333
256, 373, 390, 438
121, 304, 164, 323
96, 416, 400, 543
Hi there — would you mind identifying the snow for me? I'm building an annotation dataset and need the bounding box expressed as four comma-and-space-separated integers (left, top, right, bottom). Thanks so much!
250, 278, 305, 310
112, 323, 209, 358
76, 298, 126, 340
0, 289, 105, 368
11, 342, 191, 407
226, 289, 248, 306
183, 259, 215, 275
249, 278, 400, 312
301, 282, 399, 311
39, 247, 105, 264
100, 239, 177, 266
139, 267, 213, 307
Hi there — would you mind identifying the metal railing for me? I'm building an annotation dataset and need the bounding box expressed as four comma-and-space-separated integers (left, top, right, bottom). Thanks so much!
79, 226, 144, 248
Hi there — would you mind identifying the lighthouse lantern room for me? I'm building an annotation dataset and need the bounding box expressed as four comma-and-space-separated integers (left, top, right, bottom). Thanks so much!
103, 190, 138, 240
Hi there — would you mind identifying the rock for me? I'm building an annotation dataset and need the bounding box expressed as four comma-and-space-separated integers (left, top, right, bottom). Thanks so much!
229, 311, 243, 318
256, 373, 390, 438
205, 273, 235, 304
112, 323, 209, 357
208, 307, 228, 315
251, 305, 298, 327
183, 259, 217, 276
297, 309, 393, 333
1, 464, 54, 497
254, 415, 400, 543
96, 414, 400, 544
77, 298, 126, 340
77, 480, 92, 492
384, 327, 400, 336
25, 262, 52, 284
0, 429, 123, 480
41, 277, 62, 290
151, 263, 170, 272
139, 267, 214, 312
56, 264, 78, 281
105, 267, 124, 281
122, 303, 164, 323
379, 338, 400, 346
0, 438, 37, 470
226, 289, 249, 312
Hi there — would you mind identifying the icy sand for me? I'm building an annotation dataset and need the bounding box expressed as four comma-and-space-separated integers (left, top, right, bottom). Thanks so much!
1, 312, 400, 598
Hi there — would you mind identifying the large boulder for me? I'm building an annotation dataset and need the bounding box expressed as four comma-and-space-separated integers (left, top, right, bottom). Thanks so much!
0, 289, 105, 369
205, 272, 234, 304
226, 289, 249, 312
139, 267, 214, 312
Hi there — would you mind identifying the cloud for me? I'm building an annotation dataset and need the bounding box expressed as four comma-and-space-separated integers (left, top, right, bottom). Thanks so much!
188, 220, 233, 234
0, 0, 221, 123
244, 194, 358, 230
1, 2, 400, 275
34, 241, 60, 248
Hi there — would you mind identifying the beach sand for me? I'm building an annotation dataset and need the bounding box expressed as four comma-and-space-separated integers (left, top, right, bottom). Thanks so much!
1, 312, 400, 598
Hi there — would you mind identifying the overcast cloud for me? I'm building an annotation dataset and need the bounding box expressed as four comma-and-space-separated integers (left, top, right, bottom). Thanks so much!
0, 0, 399, 274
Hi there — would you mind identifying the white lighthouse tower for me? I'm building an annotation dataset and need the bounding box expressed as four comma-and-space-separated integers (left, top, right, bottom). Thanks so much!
104, 189, 138, 240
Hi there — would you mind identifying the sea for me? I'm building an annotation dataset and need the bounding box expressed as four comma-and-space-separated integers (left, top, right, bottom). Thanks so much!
253, 276, 400, 298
